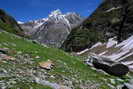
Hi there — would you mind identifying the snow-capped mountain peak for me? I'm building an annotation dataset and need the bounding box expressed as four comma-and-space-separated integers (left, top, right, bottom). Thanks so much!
20, 9, 83, 33
48, 9, 71, 29
49, 9, 62, 17
19, 10, 83, 48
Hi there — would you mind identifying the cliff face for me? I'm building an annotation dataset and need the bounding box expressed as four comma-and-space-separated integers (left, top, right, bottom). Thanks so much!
61, 0, 133, 52
0, 9, 24, 36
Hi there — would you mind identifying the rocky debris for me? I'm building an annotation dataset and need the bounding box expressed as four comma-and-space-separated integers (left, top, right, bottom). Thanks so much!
0, 51, 108, 89
0, 53, 78, 89
0, 48, 16, 61
35, 77, 71, 89
0, 47, 130, 89
39, 60, 54, 70
0, 54, 15, 61
59, 85, 71, 89
0, 53, 49, 88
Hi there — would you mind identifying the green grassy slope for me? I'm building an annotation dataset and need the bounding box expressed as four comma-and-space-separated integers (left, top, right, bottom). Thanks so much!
0, 30, 129, 89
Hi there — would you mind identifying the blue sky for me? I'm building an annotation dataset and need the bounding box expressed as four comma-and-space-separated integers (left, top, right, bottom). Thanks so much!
0, 0, 102, 22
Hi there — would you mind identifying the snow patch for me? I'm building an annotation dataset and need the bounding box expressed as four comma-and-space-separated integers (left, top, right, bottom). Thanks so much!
121, 61, 133, 65
106, 7, 121, 12
98, 51, 108, 56
106, 38, 117, 48
102, 50, 129, 61
49, 9, 71, 31
18, 21, 24, 24
34, 22, 44, 29
117, 36, 133, 51
90, 42, 103, 49
77, 48, 89, 55
117, 52, 133, 62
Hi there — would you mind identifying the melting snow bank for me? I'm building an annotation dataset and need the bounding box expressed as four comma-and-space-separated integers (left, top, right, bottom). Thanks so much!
77, 49, 89, 55
90, 42, 103, 49
78, 35, 133, 72
106, 38, 118, 48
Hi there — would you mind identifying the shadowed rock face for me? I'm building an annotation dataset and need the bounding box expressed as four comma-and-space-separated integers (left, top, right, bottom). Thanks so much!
122, 85, 129, 89
61, 0, 133, 52
92, 59, 129, 77
109, 64, 129, 77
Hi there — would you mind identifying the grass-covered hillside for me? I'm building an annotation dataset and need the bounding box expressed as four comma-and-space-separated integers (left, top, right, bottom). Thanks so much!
0, 28, 131, 89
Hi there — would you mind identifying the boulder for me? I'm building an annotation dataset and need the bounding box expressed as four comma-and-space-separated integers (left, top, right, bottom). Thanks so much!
39, 60, 54, 70
109, 64, 129, 77
92, 59, 110, 70
92, 59, 129, 77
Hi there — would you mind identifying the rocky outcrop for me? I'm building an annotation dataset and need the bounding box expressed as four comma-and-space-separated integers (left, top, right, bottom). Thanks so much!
61, 0, 133, 52
0, 9, 24, 36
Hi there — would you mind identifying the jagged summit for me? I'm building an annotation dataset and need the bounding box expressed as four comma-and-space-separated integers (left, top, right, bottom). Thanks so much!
49, 9, 62, 17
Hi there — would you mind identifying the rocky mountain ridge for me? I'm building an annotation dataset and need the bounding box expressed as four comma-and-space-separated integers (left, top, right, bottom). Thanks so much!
20, 9, 83, 47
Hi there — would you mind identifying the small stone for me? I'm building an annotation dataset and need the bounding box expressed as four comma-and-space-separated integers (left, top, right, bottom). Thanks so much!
39, 60, 54, 70
35, 56, 40, 59
50, 75, 55, 78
